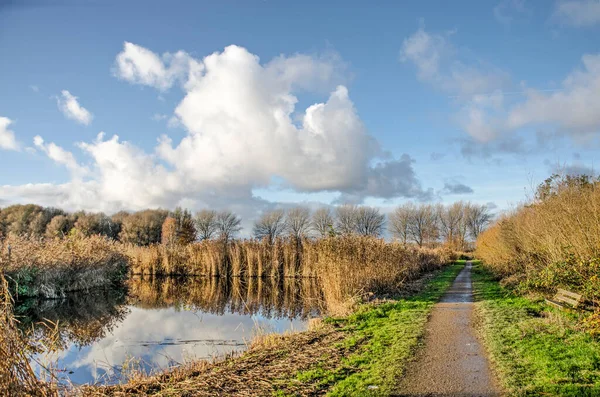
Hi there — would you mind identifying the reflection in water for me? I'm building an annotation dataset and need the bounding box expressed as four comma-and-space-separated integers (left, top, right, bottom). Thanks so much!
16, 277, 323, 386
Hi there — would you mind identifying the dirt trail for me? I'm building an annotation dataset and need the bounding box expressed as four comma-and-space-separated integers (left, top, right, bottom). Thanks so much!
396, 262, 501, 397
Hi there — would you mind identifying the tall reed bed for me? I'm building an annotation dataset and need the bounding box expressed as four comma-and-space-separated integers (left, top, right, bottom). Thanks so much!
124, 238, 307, 278
0, 272, 57, 396
0, 235, 128, 299
476, 177, 600, 299
120, 237, 452, 313
304, 237, 453, 313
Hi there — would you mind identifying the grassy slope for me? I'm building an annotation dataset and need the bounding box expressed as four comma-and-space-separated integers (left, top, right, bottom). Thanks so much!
285, 262, 465, 397
472, 264, 600, 396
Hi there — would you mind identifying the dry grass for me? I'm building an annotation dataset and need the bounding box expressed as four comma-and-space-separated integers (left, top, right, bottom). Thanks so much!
0, 272, 58, 396
1, 235, 127, 298
304, 237, 453, 314
476, 179, 600, 300
80, 322, 350, 397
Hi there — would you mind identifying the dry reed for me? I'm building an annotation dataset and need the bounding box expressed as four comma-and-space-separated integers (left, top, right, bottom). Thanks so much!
0, 272, 57, 396
476, 178, 600, 299
1, 235, 127, 299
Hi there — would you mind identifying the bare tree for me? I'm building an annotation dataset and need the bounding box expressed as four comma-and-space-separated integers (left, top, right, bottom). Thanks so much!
253, 209, 286, 244
335, 204, 358, 235
408, 204, 438, 247
285, 206, 311, 239
389, 203, 415, 244
216, 211, 242, 242
437, 202, 465, 247
195, 209, 218, 241
355, 206, 385, 237
466, 204, 492, 240
311, 208, 335, 237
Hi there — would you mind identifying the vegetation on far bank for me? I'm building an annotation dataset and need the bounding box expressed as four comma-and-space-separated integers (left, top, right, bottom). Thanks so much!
472, 264, 600, 396
0, 199, 488, 298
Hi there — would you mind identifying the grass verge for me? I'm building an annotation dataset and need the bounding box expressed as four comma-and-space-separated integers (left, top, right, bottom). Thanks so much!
287, 261, 465, 396
472, 264, 600, 396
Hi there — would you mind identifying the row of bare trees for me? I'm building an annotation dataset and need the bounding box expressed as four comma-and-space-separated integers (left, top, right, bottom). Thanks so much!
250, 202, 491, 248
389, 202, 492, 248
251, 205, 386, 243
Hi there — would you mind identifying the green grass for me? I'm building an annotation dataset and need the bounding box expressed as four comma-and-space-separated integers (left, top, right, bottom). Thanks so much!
287, 262, 465, 397
472, 264, 600, 396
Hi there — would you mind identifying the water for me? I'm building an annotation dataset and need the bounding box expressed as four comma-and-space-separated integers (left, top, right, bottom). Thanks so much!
15, 277, 324, 386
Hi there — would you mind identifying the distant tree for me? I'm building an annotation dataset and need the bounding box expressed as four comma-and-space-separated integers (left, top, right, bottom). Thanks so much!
73, 212, 97, 237
0, 204, 44, 237
311, 208, 335, 238
466, 204, 492, 240
45, 215, 73, 239
216, 210, 242, 243
354, 206, 385, 237
195, 209, 218, 241
110, 211, 129, 240
173, 207, 196, 245
119, 209, 168, 245
161, 217, 177, 245
389, 203, 415, 245
437, 202, 465, 247
285, 207, 311, 239
335, 204, 358, 235
408, 204, 438, 247
253, 209, 286, 245
72, 212, 118, 238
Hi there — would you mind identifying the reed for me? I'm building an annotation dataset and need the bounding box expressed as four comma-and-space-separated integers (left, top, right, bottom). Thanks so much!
0, 235, 127, 299
476, 176, 600, 299
0, 272, 57, 396
303, 236, 453, 313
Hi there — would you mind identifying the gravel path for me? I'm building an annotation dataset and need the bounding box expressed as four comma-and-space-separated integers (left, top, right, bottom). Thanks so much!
396, 262, 501, 397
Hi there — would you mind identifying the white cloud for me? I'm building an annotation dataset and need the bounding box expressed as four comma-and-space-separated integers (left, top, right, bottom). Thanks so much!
114, 42, 201, 91
553, 0, 600, 27
33, 135, 88, 177
0, 117, 20, 151
57, 90, 93, 125
30, 85, 39, 93
401, 26, 511, 143
507, 54, 600, 140
402, 27, 600, 148
400, 27, 510, 99
1, 44, 430, 218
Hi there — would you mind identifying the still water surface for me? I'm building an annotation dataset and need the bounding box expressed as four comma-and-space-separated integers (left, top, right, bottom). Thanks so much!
16, 277, 323, 385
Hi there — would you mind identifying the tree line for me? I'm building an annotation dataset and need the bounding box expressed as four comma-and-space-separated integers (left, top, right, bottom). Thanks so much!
0, 201, 492, 248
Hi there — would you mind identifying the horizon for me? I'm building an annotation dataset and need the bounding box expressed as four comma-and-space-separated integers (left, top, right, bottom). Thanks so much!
1, 0, 599, 232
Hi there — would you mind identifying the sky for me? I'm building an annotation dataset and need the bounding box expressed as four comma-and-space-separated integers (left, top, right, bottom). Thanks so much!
1, 0, 600, 228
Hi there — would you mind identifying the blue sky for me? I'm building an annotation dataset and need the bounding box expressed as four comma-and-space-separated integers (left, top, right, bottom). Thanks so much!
1, 0, 599, 224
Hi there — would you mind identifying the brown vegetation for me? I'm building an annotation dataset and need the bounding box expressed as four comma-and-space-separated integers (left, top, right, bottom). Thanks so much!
0, 272, 57, 396
123, 236, 453, 312
476, 174, 600, 300
80, 321, 350, 397
0, 235, 127, 298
